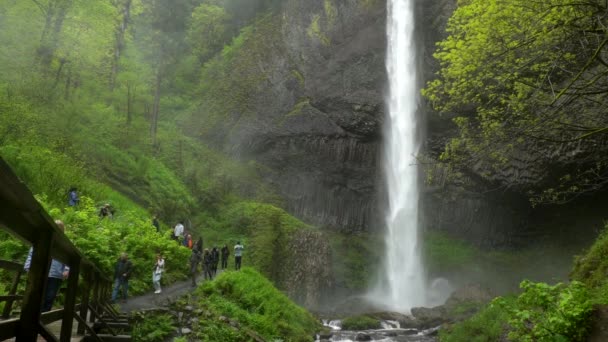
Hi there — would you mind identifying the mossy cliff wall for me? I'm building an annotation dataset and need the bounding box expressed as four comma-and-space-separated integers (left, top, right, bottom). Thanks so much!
186, 0, 387, 233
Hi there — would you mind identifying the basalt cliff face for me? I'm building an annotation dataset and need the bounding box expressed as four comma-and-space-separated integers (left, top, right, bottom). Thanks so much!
188, 0, 607, 249
188, 0, 387, 233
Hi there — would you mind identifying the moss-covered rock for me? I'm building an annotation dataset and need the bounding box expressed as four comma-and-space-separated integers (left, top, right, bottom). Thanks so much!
195, 268, 321, 341
341, 315, 381, 331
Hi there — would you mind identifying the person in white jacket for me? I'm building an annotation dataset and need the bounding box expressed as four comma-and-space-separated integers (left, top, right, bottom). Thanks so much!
152, 253, 165, 294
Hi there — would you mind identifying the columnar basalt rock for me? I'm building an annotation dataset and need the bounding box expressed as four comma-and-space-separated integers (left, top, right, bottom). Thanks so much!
191, 0, 388, 232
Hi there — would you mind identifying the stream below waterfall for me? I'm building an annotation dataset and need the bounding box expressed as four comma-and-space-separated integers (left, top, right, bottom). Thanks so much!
316, 320, 438, 342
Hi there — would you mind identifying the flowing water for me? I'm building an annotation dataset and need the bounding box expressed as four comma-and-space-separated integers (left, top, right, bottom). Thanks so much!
316, 320, 438, 342
371, 0, 427, 312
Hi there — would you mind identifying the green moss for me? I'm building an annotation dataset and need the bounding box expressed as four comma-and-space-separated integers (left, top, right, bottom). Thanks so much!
197, 268, 321, 341
327, 232, 383, 292
572, 223, 608, 290
359, 0, 379, 8
286, 98, 311, 117
291, 69, 305, 87
196, 14, 284, 134
424, 231, 477, 274
307, 14, 330, 46
324, 0, 337, 25
193, 201, 313, 286
342, 315, 381, 330
447, 300, 486, 320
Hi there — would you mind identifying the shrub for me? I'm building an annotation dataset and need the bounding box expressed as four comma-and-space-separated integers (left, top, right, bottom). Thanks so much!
50, 197, 190, 295
506, 280, 593, 342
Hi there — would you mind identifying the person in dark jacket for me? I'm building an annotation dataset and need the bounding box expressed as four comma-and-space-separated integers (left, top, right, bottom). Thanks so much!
99, 203, 114, 219
111, 253, 133, 303
220, 244, 229, 269
211, 246, 219, 276
189, 244, 202, 287
203, 249, 214, 280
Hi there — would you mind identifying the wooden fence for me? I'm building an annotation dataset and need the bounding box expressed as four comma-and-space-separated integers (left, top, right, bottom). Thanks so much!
0, 157, 131, 341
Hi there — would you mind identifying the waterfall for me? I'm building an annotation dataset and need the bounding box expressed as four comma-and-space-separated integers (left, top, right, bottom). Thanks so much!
372, 0, 427, 312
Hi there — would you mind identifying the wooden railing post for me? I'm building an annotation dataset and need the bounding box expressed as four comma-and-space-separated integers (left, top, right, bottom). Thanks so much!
90, 273, 99, 324
60, 258, 80, 342
16, 229, 53, 342
78, 271, 92, 335
2, 267, 22, 319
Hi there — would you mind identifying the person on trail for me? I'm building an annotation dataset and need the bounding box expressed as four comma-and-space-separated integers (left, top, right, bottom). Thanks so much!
111, 252, 133, 303
211, 246, 219, 276
183, 233, 193, 249
173, 221, 184, 242
220, 244, 229, 270
152, 215, 160, 233
234, 241, 244, 271
189, 243, 202, 287
24, 220, 70, 312
153, 253, 165, 294
203, 248, 214, 280
99, 203, 114, 219
68, 187, 79, 206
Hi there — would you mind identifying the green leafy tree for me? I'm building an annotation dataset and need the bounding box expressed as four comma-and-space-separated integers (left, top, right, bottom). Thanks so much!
423, 0, 608, 203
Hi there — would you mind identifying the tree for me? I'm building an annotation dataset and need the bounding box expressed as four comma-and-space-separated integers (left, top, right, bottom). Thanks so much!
135, 0, 202, 146
187, 3, 231, 63
422, 0, 608, 204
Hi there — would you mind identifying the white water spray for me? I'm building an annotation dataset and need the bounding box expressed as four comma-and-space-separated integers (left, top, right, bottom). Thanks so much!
372, 0, 426, 312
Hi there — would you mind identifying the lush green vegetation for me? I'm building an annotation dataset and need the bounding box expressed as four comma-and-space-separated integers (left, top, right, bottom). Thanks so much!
423, 0, 608, 204
440, 297, 513, 342
441, 280, 593, 342
195, 268, 320, 341
341, 315, 381, 331
440, 224, 608, 341
0, 0, 339, 314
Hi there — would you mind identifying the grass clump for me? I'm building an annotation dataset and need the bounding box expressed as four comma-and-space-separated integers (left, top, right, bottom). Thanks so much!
341, 315, 381, 330
197, 267, 320, 341
440, 297, 512, 342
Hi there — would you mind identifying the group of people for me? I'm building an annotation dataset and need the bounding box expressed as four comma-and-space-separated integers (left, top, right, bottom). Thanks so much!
68, 188, 115, 219
61, 188, 247, 306
188, 244, 229, 286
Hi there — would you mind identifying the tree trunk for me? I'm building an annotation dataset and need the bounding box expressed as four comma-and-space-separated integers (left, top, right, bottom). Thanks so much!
109, 0, 132, 91
150, 70, 161, 146
37, 0, 72, 69
126, 82, 133, 125
64, 68, 71, 100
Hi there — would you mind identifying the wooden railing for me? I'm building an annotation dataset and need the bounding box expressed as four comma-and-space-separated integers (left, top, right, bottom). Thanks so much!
0, 157, 131, 342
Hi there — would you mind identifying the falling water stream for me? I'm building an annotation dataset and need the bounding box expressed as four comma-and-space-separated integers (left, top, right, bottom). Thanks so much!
316, 1, 444, 340
374, 0, 427, 312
